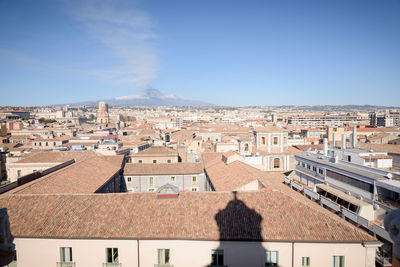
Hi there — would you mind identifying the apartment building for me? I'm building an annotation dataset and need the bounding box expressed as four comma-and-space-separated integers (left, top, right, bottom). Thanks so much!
0, 191, 379, 267
123, 162, 207, 192
7, 151, 97, 182
288, 143, 399, 265
130, 146, 179, 164
288, 113, 369, 127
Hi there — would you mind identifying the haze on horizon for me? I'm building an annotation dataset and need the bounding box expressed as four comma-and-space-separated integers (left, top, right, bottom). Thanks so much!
0, 0, 399, 107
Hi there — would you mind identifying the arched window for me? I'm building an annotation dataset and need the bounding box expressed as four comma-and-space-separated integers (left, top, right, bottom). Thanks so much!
274, 158, 280, 169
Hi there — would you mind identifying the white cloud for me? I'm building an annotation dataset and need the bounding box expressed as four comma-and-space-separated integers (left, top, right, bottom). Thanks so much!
65, 0, 158, 88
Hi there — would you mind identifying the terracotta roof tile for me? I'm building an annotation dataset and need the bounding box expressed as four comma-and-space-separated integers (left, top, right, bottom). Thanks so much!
7, 155, 124, 195
0, 191, 375, 242
133, 146, 178, 156
15, 151, 98, 164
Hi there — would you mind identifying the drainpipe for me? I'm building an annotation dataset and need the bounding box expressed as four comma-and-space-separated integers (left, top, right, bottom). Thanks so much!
137, 240, 140, 267
292, 242, 294, 267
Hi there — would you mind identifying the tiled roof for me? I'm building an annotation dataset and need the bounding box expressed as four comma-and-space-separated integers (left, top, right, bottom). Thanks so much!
133, 146, 178, 156
254, 126, 285, 132
203, 153, 270, 191
6, 155, 124, 195
252, 146, 302, 155
15, 151, 98, 164
359, 143, 400, 155
124, 162, 203, 175
0, 191, 375, 242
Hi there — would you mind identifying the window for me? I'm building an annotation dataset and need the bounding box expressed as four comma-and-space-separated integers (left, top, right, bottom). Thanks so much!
192, 176, 197, 184
167, 159, 171, 163
46, 142, 48, 146
53, 142, 56, 146
138, 160, 142, 163
302, 257, 310, 267
273, 137, 278, 145
158, 249, 170, 265
106, 248, 118, 263
262, 137, 266, 145
191, 187, 198, 192
273, 158, 280, 169
17, 170, 21, 178
265, 251, 278, 267
244, 143, 249, 151
326, 170, 373, 193
148, 188, 155, 192
60, 247, 72, 263
307, 164, 311, 170
211, 249, 224, 266
318, 168, 323, 175
333, 256, 344, 267
312, 166, 316, 172
347, 156, 351, 162
170, 176, 175, 182
127, 177, 132, 182
153, 160, 157, 163
149, 177, 154, 187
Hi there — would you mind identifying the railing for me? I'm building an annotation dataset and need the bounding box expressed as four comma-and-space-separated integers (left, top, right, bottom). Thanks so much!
291, 181, 303, 191
103, 263, 122, 267
373, 224, 393, 243
304, 187, 319, 200
342, 207, 358, 223
57, 262, 76, 267
320, 196, 341, 212
357, 216, 370, 229
376, 254, 392, 266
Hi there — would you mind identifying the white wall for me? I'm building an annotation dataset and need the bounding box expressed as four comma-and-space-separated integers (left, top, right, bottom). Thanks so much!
14, 238, 375, 267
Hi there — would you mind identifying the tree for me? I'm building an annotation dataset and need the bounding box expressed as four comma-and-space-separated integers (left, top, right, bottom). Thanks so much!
87, 114, 96, 121
0, 125, 7, 137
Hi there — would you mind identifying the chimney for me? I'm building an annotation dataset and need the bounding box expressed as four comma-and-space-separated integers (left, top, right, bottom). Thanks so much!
342, 134, 346, 150
352, 126, 357, 148
332, 133, 336, 148
323, 138, 328, 157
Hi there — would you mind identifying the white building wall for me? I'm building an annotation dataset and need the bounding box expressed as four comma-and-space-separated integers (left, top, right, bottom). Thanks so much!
13, 238, 375, 267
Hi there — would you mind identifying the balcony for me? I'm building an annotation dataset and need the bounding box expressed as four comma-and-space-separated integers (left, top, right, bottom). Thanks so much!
376, 253, 392, 266
103, 263, 121, 267
57, 262, 76, 267
376, 198, 400, 211
320, 196, 341, 212
290, 181, 303, 191
373, 224, 393, 243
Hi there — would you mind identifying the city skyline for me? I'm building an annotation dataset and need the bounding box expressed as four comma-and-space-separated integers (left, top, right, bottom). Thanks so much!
1, 0, 400, 106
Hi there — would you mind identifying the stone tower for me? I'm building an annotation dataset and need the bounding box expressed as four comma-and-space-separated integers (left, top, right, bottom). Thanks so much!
97, 101, 110, 124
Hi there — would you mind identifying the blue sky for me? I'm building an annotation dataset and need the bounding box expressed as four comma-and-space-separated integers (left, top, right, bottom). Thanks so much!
1, 0, 400, 106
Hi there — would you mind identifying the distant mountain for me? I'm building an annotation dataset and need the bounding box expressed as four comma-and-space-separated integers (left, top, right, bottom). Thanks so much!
71, 88, 213, 107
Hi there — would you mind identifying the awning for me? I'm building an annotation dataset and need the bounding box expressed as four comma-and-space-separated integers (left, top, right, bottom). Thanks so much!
316, 184, 371, 207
